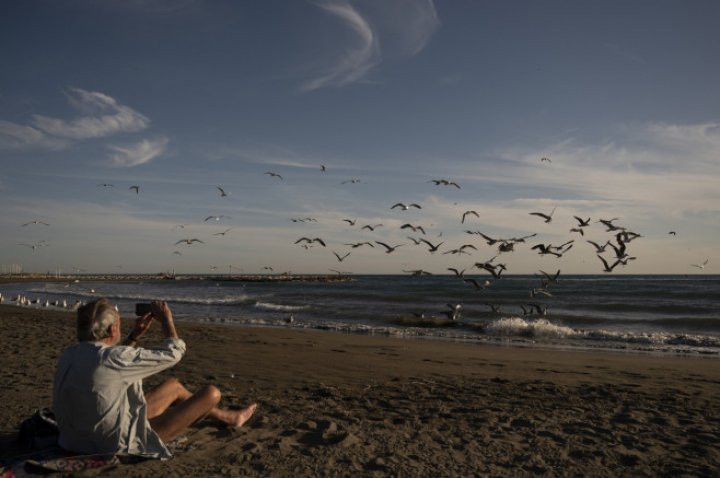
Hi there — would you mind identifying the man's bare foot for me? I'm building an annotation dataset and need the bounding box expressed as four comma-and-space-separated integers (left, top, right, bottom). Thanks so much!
230, 403, 258, 428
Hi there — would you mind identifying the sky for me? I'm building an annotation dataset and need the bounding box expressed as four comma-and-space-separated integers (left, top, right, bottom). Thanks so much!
1, 0, 718, 275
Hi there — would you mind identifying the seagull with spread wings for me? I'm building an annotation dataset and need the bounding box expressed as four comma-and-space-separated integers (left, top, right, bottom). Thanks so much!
391, 202, 421, 210
375, 241, 405, 253
529, 207, 556, 223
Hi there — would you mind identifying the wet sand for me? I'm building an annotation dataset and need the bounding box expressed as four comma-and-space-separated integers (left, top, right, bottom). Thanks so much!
1, 304, 719, 477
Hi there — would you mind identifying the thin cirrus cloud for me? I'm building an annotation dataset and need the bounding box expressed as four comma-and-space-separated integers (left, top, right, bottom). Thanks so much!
301, 0, 438, 91
108, 136, 169, 167
32, 87, 149, 140
0, 119, 69, 151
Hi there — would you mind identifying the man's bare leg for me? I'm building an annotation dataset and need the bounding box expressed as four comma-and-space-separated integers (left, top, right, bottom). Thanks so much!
146, 378, 257, 442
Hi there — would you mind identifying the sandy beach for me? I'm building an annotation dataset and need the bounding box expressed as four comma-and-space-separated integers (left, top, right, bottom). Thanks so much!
1, 304, 719, 477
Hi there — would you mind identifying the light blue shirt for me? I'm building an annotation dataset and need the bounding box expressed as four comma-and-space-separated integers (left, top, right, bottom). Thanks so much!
53, 338, 186, 458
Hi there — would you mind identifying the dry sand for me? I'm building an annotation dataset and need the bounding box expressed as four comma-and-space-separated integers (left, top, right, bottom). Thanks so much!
1, 304, 719, 477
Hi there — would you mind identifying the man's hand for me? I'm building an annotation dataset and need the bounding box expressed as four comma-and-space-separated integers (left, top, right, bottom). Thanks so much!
131, 313, 153, 340
150, 301, 173, 323
151, 301, 179, 339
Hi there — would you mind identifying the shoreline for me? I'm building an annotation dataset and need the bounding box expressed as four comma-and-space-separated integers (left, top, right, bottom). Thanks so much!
2, 305, 720, 476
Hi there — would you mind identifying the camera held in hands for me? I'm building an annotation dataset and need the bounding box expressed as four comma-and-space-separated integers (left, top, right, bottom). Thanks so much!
135, 303, 153, 316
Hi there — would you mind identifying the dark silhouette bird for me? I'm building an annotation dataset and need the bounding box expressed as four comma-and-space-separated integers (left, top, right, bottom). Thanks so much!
375, 241, 405, 253
461, 210, 479, 224
529, 207, 556, 223
295, 237, 326, 247
217, 186, 228, 197
22, 220, 50, 226
400, 223, 426, 235
597, 254, 621, 273
344, 242, 374, 249
447, 268, 465, 278
333, 251, 351, 262
361, 224, 383, 231
175, 238, 204, 245
573, 216, 591, 227
342, 219, 357, 226
129, 186, 140, 194
264, 171, 283, 180
419, 238, 443, 253
587, 240, 610, 253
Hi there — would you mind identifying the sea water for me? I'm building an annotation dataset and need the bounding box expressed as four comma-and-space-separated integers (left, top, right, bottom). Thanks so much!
3, 275, 719, 355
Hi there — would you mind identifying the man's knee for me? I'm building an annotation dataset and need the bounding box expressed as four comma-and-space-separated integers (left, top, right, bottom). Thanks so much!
202, 384, 222, 405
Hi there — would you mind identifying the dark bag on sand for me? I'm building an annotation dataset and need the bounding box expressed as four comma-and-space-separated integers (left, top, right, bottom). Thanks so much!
18, 408, 59, 450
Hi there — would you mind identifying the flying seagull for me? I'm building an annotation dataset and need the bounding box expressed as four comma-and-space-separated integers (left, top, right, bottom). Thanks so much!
391, 202, 421, 210
175, 238, 204, 245
540, 157, 552, 163
204, 215, 231, 222
295, 237, 327, 247
691, 259, 709, 269
22, 220, 50, 226
375, 241, 405, 253
264, 171, 283, 180
461, 210, 479, 224
333, 251, 351, 262
342, 219, 357, 226
400, 223, 426, 235
419, 238, 443, 253
217, 186, 228, 197
361, 224, 383, 231
529, 207, 556, 223
213, 228, 233, 236
129, 186, 140, 194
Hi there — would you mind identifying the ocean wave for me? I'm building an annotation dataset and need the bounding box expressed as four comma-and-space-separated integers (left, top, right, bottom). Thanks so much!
254, 301, 309, 312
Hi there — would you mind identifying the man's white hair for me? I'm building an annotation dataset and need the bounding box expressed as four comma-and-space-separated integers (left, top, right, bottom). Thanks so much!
76, 298, 119, 341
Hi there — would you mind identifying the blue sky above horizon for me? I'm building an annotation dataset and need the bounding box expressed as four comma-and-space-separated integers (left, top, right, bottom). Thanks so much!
1, 0, 718, 275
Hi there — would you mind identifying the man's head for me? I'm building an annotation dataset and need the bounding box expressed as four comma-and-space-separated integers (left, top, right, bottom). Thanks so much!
77, 298, 120, 343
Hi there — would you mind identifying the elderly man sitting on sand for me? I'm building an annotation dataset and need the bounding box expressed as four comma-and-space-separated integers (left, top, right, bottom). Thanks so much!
53, 299, 257, 458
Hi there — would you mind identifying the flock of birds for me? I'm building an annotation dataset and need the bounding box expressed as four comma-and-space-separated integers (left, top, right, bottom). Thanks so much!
10, 159, 712, 322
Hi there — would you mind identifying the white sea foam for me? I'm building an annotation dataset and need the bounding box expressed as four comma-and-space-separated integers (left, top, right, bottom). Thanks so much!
485, 317, 578, 339
254, 301, 309, 312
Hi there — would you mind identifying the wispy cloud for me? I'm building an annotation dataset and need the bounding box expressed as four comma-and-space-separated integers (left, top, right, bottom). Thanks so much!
455, 121, 720, 221
108, 136, 169, 167
0, 88, 153, 155
302, 0, 438, 91
0, 120, 68, 151
32, 88, 149, 140
302, 1, 380, 91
